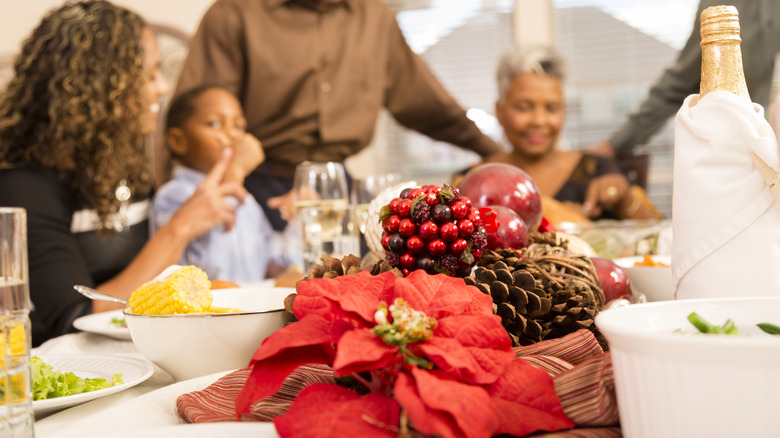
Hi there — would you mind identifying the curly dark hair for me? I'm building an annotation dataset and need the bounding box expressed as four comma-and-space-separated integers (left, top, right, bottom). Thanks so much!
0, 0, 154, 231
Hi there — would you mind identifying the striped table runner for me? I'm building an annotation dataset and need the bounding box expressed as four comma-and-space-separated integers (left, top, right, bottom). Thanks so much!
177, 329, 621, 437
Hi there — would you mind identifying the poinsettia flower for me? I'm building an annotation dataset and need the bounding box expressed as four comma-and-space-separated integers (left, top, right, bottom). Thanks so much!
275, 384, 400, 438
235, 270, 574, 437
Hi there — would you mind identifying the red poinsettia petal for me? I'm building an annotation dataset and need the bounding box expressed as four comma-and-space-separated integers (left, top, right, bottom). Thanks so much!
479, 207, 498, 233
294, 271, 396, 325
235, 316, 349, 416
236, 344, 335, 417
332, 329, 399, 376
394, 270, 493, 319
487, 358, 574, 436
250, 315, 350, 363
397, 367, 499, 438
274, 383, 400, 438
418, 315, 514, 385
393, 372, 466, 438
435, 314, 512, 350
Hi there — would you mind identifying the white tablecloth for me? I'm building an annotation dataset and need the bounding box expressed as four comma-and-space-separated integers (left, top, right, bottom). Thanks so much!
32, 332, 280, 438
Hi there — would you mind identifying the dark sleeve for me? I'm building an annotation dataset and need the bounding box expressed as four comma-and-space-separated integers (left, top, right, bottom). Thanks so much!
608, 0, 709, 156
556, 154, 631, 208
382, 16, 500, 157
592, 154, 630, 180
0, 169, 92, 346
174, 0, 247, 98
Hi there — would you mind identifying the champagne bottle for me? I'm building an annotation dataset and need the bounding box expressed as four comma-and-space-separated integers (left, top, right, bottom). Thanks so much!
698, 5, 750, 103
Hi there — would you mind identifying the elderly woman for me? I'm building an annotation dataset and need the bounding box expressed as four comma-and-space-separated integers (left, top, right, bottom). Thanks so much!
488, 47, 660, 222
0, 1, 251, 346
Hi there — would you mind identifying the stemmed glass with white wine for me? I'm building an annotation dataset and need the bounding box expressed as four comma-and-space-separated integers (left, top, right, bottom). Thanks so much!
350, 173, 402, 235
292, 161, 355, 270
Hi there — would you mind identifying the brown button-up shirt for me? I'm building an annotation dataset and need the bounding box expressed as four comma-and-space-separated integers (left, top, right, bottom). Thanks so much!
175, 0, 500, 178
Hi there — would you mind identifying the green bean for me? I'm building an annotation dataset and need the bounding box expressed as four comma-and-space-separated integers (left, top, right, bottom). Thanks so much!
688, 312, 719, 333
687, 312, 742, 335
757, 322, 780, 335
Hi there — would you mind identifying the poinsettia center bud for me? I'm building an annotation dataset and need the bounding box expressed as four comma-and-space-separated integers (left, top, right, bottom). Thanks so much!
372, 298, 437, 369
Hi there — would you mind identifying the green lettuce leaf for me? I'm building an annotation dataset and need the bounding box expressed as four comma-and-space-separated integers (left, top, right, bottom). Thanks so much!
30, 356, 123, 400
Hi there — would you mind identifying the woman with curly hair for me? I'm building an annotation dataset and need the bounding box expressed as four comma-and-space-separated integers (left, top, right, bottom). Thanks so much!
0, 1, 251, 346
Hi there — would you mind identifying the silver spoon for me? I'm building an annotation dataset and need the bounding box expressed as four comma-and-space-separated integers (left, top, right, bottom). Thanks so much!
73, 285, 128, 305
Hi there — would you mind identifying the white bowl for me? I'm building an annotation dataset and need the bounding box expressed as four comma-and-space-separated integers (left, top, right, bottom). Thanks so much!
613, 255, 673, 301
124, 287, 293, 381
596, 297, 780, 438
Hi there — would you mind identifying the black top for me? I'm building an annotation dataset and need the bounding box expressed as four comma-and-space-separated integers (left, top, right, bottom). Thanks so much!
0, 167, 148, 346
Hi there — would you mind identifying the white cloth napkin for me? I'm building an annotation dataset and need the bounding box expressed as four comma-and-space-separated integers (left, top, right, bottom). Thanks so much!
672, 91, 780, 299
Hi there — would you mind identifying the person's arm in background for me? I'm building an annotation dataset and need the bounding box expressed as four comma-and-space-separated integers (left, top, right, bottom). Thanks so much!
581, 155, 663, 220
590, 0, 709, 158
174, 1, 245, 98
382, 15, 500, 158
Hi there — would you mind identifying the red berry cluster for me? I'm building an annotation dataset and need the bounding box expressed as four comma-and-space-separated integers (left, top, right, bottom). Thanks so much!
380, 184, 488, 277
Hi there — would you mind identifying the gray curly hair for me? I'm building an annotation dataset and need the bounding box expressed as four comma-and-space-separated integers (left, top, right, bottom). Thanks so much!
496, 46, 568, 104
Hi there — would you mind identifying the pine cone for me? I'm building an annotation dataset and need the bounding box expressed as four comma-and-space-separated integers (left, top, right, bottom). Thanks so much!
528, 231, 567, 248
467, 244, 606, 348
465, 261, 551, 346
301, 254, 363, 281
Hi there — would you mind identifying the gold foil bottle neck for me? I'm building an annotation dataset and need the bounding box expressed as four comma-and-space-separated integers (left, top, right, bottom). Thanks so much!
700, 5, 741, 44
699, 5, 750, 102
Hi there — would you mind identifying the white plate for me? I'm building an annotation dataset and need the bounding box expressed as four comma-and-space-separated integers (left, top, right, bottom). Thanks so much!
92, 422, 279, 438
33, 354, 154, 416
73, 310, 131, 340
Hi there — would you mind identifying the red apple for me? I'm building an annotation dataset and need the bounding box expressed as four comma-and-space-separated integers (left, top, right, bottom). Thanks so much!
590, 257, 634, 302
484, 205, 529, 250
458, 163, 543, 230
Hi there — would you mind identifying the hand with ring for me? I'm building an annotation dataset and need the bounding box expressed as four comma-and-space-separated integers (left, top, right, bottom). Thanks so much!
582, 174, 629, 219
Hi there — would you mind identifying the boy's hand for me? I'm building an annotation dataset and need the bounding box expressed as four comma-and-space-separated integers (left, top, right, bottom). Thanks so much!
222, 132, 264, 184
170, 148, 247, 235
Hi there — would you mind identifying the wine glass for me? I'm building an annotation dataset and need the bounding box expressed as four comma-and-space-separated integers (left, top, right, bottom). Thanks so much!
292, 162, 353, 269
292, 161, 349, 207
350, 173, 402, 235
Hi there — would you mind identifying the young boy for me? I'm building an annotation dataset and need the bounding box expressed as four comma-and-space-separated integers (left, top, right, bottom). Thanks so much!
150, 85, 293, 283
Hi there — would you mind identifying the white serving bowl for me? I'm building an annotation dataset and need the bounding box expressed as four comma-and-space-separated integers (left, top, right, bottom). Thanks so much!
613, 255, 673, 301
596, 297, 780, 438
124, 287, 293, 381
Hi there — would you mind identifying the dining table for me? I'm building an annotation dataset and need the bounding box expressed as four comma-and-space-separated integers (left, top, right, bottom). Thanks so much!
29, 272, 626, 438
31, 330, 623, 438
31, 326, 280, 438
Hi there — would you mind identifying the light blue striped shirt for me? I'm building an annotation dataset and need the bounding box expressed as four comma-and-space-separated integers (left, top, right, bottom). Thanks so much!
150, 165, 278, 284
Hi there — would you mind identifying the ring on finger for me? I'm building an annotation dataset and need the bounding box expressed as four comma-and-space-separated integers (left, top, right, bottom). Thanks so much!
606, 186, 618, 198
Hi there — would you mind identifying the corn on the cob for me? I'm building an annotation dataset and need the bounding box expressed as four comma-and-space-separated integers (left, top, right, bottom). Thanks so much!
128, 266, 212, 315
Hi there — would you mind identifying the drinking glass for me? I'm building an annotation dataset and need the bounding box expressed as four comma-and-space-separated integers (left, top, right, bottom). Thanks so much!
0, 208, 34, 438
292, 162, 357, 270
350, 173, 402, 241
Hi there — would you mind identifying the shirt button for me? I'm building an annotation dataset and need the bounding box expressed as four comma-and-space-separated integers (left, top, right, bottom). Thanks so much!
321, 82, 332, 93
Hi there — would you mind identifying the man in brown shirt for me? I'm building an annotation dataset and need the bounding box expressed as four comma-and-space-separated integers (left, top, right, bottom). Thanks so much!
175, 0, 501, 230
